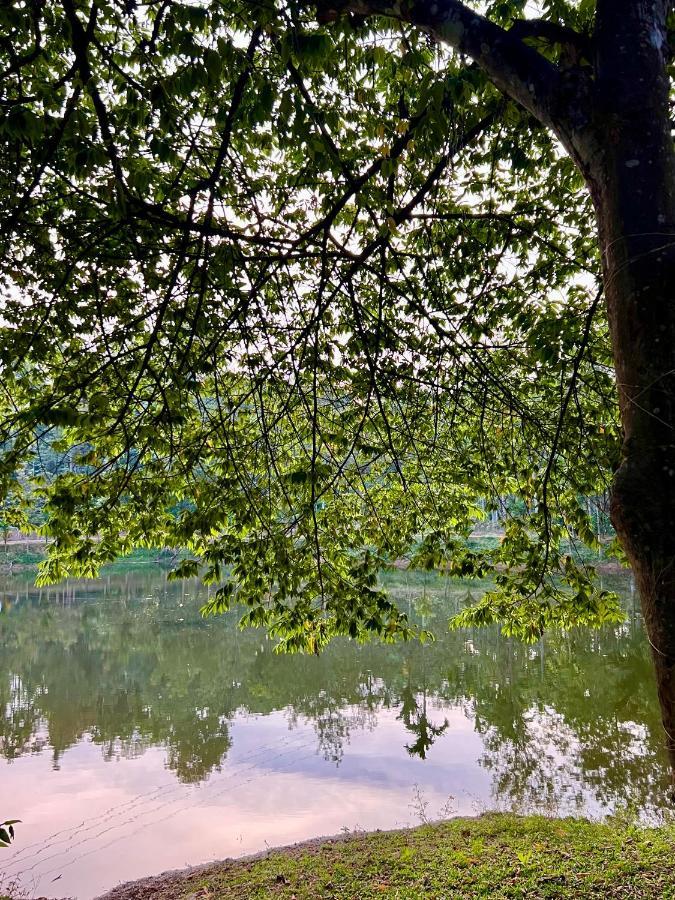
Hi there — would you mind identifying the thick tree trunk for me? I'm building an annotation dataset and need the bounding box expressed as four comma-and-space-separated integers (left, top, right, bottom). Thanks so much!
589, 1, 675, 775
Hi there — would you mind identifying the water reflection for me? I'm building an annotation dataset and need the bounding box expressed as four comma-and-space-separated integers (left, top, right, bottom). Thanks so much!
0, 567, 670, 896
1, 568, 666, 805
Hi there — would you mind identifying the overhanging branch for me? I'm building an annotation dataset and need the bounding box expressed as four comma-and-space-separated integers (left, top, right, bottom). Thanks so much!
315, 0, 567, 132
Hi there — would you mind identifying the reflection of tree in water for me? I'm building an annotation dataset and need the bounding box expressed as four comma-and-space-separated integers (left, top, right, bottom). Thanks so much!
448, 620, 670, 817
397, 684, 449, 759
252, 648, 383, 765
287, 701, 379, 765
393, 572, 450, 761
0, 570, 670, 815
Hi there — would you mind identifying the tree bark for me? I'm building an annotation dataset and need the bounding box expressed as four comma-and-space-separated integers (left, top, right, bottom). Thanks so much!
589, 0, 675, 775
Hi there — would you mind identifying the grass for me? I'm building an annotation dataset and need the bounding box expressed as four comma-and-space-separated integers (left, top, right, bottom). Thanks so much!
99, 547, 180, 573
0, 544, 46, 565
100, 813, 675, 899
0, 544, 179, 571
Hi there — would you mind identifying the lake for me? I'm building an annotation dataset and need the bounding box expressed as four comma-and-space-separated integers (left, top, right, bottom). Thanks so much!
1, 565, 669, 898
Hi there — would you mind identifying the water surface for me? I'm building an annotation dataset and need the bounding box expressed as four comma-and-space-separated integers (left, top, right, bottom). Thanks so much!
1, 567, 668, 898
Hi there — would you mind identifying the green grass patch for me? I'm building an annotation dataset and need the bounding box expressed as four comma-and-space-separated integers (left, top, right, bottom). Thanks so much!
99, 547, 180, 573
104, 813, 675, 899
0, 544, 180, 572
0, 544, 46, 565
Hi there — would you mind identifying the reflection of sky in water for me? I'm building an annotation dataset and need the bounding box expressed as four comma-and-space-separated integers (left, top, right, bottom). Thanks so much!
1, 568, 670, 898
5, 709, 489, 898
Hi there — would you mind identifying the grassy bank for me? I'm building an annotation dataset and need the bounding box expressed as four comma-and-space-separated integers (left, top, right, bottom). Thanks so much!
0, 545, 177, 571
96, 814, 675, 899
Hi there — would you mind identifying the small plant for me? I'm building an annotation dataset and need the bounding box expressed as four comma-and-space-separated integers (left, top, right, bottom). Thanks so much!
0, 821, 19, 848
516, 848, 534, 867
409, 784, 431, 825
409, 786, 456, 826
0, 874, 29, 900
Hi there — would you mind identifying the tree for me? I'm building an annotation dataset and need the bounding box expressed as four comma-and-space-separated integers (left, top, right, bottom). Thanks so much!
1, 2, 674, 772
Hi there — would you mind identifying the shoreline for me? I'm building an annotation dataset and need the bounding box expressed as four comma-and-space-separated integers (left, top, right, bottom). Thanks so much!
93, 829, 374, 900
90, 813, 675, 900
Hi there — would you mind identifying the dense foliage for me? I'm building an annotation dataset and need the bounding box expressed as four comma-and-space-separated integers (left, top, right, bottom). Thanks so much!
0, 0, 623, 648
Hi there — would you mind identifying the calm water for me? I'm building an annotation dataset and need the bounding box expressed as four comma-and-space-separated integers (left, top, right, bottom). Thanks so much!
1, 566, 669, 898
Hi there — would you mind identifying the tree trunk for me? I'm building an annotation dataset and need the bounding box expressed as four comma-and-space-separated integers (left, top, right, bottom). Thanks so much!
589, 0, 675, 776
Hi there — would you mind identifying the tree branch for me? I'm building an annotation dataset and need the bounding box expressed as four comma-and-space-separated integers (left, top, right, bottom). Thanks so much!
61, 0, 125, 187
315, 0, 567, 132
508, 18, 592, 60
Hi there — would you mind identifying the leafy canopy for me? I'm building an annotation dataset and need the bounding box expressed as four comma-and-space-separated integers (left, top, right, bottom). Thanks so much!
0, 0, 622, 649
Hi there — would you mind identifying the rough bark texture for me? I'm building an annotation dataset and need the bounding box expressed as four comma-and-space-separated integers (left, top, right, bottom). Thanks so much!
587, 0, 675, 774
